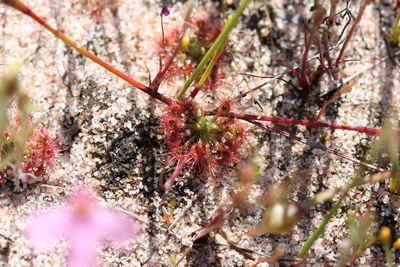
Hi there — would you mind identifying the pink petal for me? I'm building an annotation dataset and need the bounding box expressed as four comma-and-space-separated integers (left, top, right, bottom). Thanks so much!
26, 207, 72, 251
65, 207, 138, 267
91, 207, 139, 244
67, 227, 98, 267
25, 187, 141, 266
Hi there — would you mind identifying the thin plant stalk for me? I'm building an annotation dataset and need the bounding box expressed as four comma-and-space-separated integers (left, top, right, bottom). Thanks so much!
250, 121, 382, 172
334, 0, 370, 67
315, 80, 354, 120
299, 18, 312, 89
2, 0, 172, 104
196, 42, 226, 88
150, 4, 193, 92
328, 0, 339, 25
215, 112, 380, 135
392, 11, 400, 45
190, 42, 226, 99
298, 177, 361, 258
177, 0, 250, 98
384, 246, 394, 267
298, 193, 346, 258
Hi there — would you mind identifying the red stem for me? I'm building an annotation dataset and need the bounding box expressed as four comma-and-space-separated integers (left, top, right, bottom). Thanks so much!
315, 34, 325, 71
164, 158, 188, 192
4, 0, 172, 105
334, 0, 370, 67
218, 112, 380, 135
190, 85, 202, 99
150, 17, 191, 92
150, 45, 179, 92
328, 0, 338, 26
300, 18, 311, 89
322, 33, 333, 69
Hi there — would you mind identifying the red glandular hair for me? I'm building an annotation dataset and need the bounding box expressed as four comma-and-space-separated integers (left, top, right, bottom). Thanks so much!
161, 99, 245, 174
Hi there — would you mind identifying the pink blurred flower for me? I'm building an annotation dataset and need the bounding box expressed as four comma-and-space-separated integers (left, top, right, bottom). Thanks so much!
26, 188, 140, 267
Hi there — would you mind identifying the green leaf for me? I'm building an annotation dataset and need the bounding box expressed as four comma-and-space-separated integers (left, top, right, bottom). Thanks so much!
177, 0, 250, 98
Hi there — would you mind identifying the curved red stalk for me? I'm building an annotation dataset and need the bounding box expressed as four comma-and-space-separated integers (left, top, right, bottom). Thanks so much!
322, 34, 333, 70
150, 45, 180, 93
334, 0, 370, 67
217, 112, 380, 135
189, 85, 202, 99
164, 158, 189, 192
299, 17, 311, 90
315, 34, 325, 73
150, 13, 192, 92
328, 0, 339, 26
3, 0, 172, 105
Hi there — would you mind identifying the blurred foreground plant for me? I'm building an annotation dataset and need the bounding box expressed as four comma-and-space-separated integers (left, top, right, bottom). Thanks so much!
0, 64, 55, 191
367, 123, 400, 193
339, 213, 400, 266
248, 168, 390, 260
377, 226, 400, 266
193, 160, 258, 241
338, 212, 375, 265
392, 0, 400, 45
297, 122, 400, 258
26, 187, 140, 266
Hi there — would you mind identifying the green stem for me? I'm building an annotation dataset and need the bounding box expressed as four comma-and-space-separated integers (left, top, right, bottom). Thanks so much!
382, 245, 394, 267
197, 43, 225, 88
392, 11, 400, 45
298, 179, 359, 258
298, 194, 345, 258
177, 0, 250, 99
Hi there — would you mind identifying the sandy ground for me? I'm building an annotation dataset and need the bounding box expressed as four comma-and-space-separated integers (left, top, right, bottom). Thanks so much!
0, 0, 400, 266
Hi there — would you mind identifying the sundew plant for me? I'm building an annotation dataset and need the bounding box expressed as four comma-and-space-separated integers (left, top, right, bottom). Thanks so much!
1, 0, 400, 265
